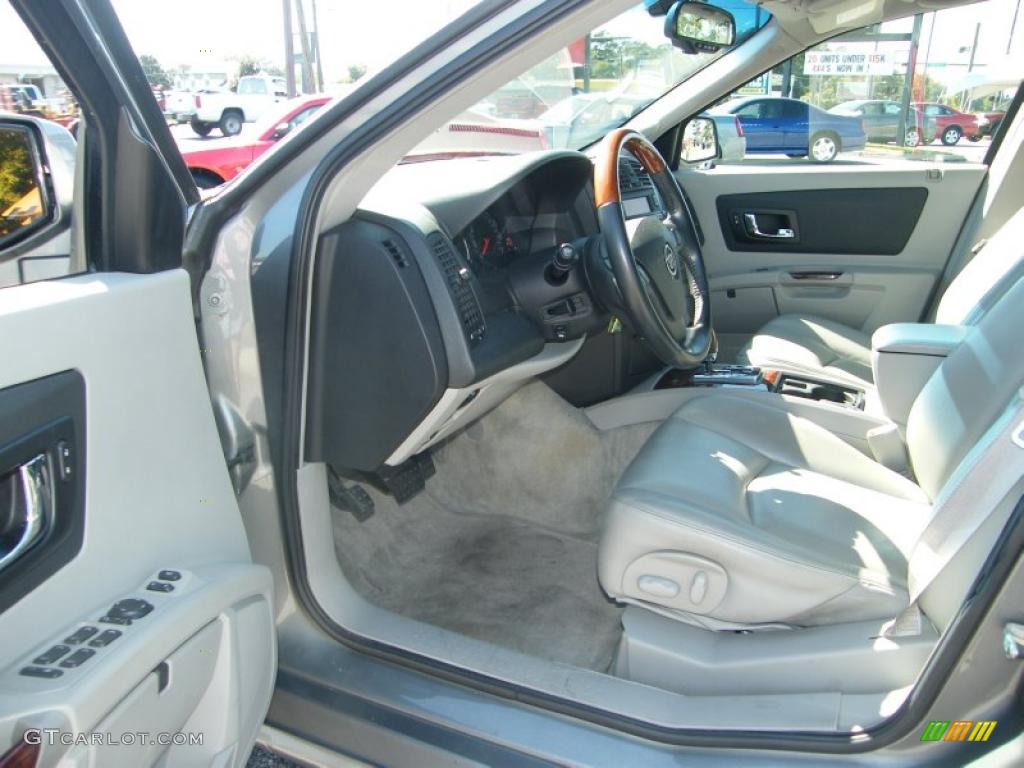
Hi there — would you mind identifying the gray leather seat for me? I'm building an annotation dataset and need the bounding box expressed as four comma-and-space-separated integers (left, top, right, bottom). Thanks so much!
739, 207, 1024, 387
599, 269, 1024, 628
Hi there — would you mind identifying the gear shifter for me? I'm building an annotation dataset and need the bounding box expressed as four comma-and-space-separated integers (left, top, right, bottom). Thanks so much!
690, 330, 763, 386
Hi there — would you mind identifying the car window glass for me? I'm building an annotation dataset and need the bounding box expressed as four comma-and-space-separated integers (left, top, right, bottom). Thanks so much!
734, 102, 763, 118
0, 3, 82, 288
716, 0, 1019, 166
289, 104, 322, 129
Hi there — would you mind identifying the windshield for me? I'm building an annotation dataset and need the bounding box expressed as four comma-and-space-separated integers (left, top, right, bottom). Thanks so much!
407, 0, 769, 159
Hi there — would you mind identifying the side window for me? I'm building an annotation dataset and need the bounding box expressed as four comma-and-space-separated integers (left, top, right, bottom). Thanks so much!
289, 105, 322, 130
781, 100, 806, 119
734, 102, 763, 118
0, 2, 81, 288
715, 0, 1020, 165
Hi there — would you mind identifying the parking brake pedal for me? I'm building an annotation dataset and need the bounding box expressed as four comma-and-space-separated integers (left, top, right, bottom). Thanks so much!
327, 467, 375, 522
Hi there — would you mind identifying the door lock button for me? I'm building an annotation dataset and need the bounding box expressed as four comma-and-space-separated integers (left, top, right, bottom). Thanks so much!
33, 645, 71, 665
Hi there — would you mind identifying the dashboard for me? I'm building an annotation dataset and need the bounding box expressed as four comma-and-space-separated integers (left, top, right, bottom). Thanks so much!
304, 150, 665, 474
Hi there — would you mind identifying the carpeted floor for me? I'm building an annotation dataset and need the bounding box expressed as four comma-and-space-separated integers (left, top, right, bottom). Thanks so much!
331, 382, 656, 672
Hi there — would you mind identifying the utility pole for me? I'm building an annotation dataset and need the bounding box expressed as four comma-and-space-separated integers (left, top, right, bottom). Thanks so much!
311, 0, 324, 92
897, 13, 922, 147
963, 22, 981, 110
1009, 0, 1021, 55
282, 0, 296, 97
295, 0, 315, 94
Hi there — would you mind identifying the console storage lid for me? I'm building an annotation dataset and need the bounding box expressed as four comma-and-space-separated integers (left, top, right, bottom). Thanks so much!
872, 323, 969, 427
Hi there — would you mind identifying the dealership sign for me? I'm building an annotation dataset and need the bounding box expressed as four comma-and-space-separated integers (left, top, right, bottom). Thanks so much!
805, 51, 896, 76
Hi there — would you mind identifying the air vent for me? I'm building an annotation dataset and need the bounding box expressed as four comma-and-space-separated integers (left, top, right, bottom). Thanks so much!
427, 233, 486, 345
618, 156, 655, 196
382, 238, 408, 268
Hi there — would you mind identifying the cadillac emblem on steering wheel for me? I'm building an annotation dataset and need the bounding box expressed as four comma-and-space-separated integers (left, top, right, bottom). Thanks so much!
664, 245, 679, 278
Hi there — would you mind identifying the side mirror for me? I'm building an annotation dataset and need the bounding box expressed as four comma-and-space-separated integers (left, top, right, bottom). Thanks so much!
680, 116, 719, 165
665, 1, 736, 55
271, 122, 291, 140
0, 121, 56, 249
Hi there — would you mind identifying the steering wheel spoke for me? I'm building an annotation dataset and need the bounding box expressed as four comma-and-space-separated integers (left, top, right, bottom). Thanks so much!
593, 129, 712, 368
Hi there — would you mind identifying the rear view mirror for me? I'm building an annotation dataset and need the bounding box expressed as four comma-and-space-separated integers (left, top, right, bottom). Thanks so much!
0, 122, 54, 249
680, 116, 719, 165
665, 1, 736, 55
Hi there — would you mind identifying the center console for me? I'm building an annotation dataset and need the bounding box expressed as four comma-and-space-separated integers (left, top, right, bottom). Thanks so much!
655, 363, 866, 410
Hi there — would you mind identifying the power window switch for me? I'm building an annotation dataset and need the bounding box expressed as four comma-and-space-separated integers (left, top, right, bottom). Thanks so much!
65, 626, 98, 644
20, 666, 63, 679
157, 570, 181, 581
33, 645, 71, 665
100, 615, 131, 626
59, 649, 96, 668
147, 581, 174, 593
88, 629, 122, 648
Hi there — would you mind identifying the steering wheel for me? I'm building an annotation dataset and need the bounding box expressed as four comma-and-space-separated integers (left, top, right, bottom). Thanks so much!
594, 129, 712, 368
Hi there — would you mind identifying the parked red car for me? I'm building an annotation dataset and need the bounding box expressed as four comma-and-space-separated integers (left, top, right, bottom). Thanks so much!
180, 95, 330, 188
912, 102, 983, 146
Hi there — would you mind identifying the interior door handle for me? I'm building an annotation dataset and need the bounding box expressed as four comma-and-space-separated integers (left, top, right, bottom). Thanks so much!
743, 213, 795, 240
0, 454, 53, 574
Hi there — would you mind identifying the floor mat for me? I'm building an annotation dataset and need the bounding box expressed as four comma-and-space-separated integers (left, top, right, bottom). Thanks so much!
332, 382, 656, 672
334, 488, 624, 672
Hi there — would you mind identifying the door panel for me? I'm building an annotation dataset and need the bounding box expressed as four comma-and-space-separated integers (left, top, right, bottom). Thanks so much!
0, 270, 274, 767
678, 163, 986, 357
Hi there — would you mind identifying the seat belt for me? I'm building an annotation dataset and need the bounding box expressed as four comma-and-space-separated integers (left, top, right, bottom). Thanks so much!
885, 388, 1024, 637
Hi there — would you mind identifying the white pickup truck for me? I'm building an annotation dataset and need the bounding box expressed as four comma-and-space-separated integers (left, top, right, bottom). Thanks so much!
190, 75, 287, 137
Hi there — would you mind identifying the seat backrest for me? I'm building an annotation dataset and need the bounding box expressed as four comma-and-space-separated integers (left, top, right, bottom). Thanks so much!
934, 205, 1024, 325
906, 272, 1024, 502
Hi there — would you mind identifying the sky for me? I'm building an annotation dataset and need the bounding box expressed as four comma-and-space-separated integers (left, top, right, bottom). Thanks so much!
1, 0, 482, 83
1, 0, 1021, 87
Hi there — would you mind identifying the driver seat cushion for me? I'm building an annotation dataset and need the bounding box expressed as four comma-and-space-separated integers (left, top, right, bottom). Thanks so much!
737, 314, 874, 388
598, 393, 932, 626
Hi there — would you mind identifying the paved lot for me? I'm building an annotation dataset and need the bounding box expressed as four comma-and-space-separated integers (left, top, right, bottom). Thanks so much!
169, 120, 261, 147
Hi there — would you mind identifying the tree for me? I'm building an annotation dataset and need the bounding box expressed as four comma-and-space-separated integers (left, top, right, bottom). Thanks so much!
347, 64, 367, 83
138, 54, 171, 90
228, 56, 284, 91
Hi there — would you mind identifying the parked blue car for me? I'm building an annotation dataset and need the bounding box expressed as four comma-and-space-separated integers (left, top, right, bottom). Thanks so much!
711, 96, 866, 162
